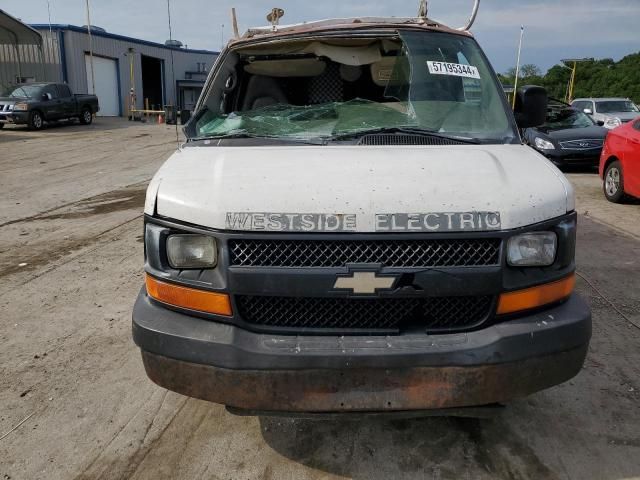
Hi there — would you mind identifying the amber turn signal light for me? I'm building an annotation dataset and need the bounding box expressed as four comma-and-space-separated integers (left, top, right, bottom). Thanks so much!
497, 274, 575, 315
145, 274, 232, 316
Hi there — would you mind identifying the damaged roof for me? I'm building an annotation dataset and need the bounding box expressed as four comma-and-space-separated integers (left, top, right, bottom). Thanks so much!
231, 17, 471, 46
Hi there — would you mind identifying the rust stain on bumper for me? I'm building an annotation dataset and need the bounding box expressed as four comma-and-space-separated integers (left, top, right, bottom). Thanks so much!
141, 346, 587, 413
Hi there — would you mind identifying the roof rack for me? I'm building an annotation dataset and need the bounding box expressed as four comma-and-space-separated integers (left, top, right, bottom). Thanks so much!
419, 0, 481, 31
243, 17, 438, 38
233, 2, 481, 41
458, 0, 480, 31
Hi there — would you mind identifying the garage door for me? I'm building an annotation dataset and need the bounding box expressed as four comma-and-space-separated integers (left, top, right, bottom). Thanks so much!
85, 55, 120, 116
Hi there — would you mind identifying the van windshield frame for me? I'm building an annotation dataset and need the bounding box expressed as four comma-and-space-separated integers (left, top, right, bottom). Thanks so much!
188, 29, 519, 144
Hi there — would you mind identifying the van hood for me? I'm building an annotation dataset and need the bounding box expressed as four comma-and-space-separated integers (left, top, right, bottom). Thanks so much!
146, 144, 574, 232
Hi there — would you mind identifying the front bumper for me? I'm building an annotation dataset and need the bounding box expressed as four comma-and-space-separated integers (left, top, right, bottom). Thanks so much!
541, 149, 602, 167
133, 291, 591, 412
0, 112, 28, 124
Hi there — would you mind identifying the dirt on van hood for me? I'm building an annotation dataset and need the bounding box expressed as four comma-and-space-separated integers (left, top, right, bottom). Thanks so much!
147, 143, 573, 232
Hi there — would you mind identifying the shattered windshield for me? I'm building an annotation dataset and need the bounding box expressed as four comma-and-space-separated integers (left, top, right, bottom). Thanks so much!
192, 30, 516, 143
196, 99, 430, 139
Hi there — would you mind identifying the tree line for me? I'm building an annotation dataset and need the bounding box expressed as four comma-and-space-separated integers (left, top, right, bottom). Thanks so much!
497, 52, 640, 104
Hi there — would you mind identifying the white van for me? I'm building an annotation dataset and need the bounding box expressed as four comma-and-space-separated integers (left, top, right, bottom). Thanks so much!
133, 11, 591, 415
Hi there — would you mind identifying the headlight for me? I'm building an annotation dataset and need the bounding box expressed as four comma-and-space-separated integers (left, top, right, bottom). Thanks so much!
507, 232, 557, 266
13, 103, 28, 111
604, 117, 622, 129
534, 137, 555, 150
166, 234, 217, 269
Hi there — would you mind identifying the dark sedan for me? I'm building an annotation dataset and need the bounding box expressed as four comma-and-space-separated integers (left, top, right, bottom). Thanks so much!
524, 101, 608, 169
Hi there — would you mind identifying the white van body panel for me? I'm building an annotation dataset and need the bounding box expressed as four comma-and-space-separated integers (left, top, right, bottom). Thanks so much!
146, 144, 574, 232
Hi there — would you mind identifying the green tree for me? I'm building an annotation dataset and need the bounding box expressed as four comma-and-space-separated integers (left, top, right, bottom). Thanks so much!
501, 53, 640, 104
520, 64, 542, 78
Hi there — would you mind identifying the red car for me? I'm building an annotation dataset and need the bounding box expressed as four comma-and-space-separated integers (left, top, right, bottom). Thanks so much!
600, 117, 640, 202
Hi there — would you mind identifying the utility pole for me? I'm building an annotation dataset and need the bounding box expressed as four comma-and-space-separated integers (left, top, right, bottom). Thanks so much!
127, 47, 136, 118
46, 0, 53, 36
568, 61, 577, 102
43, 0, 56, 81
512, 25, 524, 110
561, 58, 593, 103
85, 0, 96, 95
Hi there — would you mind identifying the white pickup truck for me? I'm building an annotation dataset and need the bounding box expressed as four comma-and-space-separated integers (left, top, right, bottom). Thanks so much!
132, 8, 591, 416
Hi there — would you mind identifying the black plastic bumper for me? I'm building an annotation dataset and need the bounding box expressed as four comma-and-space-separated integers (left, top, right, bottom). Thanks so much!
542, 150, 601, 167
132, 291, 591, 412
0, 112, 28, 124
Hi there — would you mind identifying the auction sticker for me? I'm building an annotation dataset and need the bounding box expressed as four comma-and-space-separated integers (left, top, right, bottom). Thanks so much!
427, 61, 480, 79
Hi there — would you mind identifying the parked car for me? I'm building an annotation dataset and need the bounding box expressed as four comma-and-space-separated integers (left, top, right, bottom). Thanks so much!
571, 97, 640, 130
132, 13, 591, 416
524, 99, 607, 168
599, 117, 640, 202
0, 83, 99, 130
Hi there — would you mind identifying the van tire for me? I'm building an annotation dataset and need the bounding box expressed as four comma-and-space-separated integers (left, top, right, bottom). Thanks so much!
0, 123, 4, 129
79, 107, 93, 125
29, 110, 44, 130
603, 160, 626, 203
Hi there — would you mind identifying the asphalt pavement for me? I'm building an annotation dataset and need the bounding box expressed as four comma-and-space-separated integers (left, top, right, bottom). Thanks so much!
1, 119, 638, 480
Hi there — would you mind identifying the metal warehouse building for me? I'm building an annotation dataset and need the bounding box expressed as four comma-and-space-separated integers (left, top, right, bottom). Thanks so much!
0, 9, 217, 116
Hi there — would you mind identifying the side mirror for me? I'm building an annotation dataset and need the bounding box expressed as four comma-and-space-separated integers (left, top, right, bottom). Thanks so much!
41, 93, 52, 101
584, 108, 593, 115
597, 120, 605, 126
514, 85, 548, 129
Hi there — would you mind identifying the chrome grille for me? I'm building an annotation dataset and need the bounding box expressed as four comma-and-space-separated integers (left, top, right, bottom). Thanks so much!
236, 295, 494, 332
559, 139, 603, 150
229, 238, 501, 268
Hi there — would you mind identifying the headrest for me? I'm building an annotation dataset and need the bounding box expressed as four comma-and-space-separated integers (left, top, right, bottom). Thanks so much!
244, 58, 326, 77
370, 57, 406, 87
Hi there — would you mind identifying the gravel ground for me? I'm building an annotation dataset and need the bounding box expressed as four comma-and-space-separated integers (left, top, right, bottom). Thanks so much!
1, 119, 639, 480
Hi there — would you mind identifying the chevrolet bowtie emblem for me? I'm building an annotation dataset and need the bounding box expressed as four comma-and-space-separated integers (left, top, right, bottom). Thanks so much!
333, 272, 396, 295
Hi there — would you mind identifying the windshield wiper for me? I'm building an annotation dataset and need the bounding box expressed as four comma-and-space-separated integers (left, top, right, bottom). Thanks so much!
329, 127, 481, 144
192, 132, 325, 145
191, 127, 485, 146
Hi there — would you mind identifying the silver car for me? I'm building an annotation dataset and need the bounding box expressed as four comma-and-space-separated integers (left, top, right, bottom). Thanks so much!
571, 97, 640, 129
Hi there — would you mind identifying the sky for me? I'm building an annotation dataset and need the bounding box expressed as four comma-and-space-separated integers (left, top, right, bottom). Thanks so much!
2, 0, 639, 73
